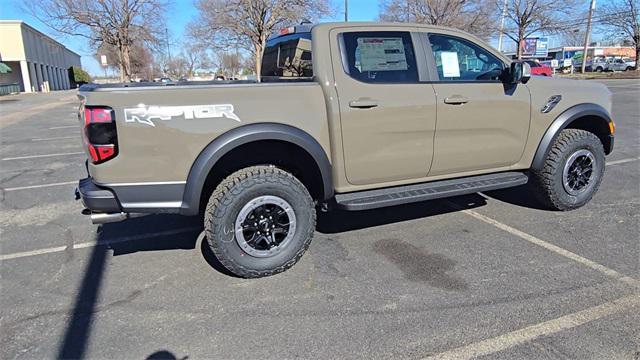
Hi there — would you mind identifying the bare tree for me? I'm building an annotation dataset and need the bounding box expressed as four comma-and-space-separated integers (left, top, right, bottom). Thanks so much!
500, 0, 574, 59
216, 52, 245, 78
97, 41, 154, 79
379, 0, 497, 38
24, 0, 167, 82
192, 0, 331, 78
598, 0, 640, 69
165, 57, 189, 78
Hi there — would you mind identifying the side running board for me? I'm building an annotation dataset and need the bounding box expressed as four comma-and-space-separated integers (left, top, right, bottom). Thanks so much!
335, 172, 528, 211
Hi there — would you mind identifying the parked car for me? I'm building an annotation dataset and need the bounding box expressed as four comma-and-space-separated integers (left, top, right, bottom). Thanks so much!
622, 57, 636, 70
525, 60, 553, 76
588, 57, 634, 72
77, 22, 614, 278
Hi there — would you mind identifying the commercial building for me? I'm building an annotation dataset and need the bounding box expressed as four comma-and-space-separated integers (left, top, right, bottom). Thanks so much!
504, 44, 636, 62
0, 20, 81, 93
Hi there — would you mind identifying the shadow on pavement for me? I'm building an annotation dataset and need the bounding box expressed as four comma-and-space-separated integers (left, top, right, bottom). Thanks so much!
317, 194, 487, 233
146, 350, 188, 359
482, 184, 550, 210
57, 241, 108, 359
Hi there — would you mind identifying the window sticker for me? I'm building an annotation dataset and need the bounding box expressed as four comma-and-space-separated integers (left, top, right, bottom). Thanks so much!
440, 51, 461, 78
356, 37, 408, 71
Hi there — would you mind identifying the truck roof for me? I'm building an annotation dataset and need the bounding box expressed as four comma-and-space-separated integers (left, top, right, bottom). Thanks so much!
268, 21, 475, 40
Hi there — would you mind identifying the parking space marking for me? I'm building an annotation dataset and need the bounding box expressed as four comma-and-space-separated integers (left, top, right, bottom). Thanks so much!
1, 152, 84, 161
31, 136, 79, 142
4, 181, 77, 192
606, 157, 640, 166
0, 227, 201, 261
454, 205, 639, 287
424, 294, 639, 360
49, 125, 78, 130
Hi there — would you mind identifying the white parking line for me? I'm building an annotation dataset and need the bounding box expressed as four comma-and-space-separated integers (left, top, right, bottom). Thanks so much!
606, 157, 640, 166
454, 206, 639, 287
4, 181, 77, 192
49, 125, 78, 130
32, 136, 79, 142
1, 152, 84, 161
0, 227, 201, 261
424, 294, 639, 360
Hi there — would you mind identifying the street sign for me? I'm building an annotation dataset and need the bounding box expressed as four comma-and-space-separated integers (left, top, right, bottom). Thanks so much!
563, 59, 572, 67
535, 38, 548, 57
100, 55, 108, 66
551, 59, 559, 68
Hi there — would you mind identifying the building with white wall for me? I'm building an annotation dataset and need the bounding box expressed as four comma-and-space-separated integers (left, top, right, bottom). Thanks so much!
0, 20, 81, 93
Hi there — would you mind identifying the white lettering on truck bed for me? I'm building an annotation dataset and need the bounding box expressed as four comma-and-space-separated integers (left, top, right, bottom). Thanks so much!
123, 104, 241, 127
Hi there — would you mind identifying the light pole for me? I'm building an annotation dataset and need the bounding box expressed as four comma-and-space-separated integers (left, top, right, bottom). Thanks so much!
497, 0, 508, 52
581, 0, 596, 74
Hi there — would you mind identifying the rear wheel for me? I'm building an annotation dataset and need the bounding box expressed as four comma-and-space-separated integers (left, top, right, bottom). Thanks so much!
595, 66, 603, 73
204, 166, 316, 278
531, 129, 605, 211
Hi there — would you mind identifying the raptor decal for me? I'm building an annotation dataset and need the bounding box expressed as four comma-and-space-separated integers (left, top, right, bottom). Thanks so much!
124, 104, 241, 127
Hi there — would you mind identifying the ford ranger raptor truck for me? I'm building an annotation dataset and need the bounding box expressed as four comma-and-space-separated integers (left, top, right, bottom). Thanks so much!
76, 22, 615, 278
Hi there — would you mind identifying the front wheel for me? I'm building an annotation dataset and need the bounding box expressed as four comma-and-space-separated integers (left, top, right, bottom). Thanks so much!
531, 129, 605, 211
204, 166, 316, 278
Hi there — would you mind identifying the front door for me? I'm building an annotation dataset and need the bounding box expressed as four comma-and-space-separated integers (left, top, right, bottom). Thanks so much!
424, 32, 531, 176
331, 28, 437, 185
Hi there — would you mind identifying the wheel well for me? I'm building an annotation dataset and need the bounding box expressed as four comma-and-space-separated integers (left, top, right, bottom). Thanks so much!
199, 140, 325, 211
565, 115, 612, 154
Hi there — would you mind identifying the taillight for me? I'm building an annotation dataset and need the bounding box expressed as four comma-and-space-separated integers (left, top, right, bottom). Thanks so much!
82, 106, 118, 164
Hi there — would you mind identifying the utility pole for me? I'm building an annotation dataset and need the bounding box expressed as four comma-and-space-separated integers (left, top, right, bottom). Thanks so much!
581, 0, 596, 74
344, 0, 348, 21
344, 0, 349, 22
497, 0, 508, 52
165, 27, 172, 62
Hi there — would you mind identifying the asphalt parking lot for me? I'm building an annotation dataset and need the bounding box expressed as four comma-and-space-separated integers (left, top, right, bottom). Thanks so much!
1, 79, 638, 359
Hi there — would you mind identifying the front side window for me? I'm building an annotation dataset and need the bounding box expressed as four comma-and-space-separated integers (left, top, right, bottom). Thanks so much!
428, 34, 504, 81
341, 31, 418, 83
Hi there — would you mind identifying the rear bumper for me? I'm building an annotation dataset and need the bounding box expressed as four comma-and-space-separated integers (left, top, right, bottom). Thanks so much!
76, 177, 121, 213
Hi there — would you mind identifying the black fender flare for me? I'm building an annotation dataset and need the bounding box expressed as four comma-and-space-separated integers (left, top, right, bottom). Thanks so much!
180, 123, 333, 215
531, 103, 612, 171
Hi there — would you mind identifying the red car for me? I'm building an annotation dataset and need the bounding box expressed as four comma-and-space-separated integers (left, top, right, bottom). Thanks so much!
525, 60, 553, 76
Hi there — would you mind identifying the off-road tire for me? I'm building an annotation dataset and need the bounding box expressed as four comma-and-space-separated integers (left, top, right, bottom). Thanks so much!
531, 129, 605, 211
204, 166, 316, 278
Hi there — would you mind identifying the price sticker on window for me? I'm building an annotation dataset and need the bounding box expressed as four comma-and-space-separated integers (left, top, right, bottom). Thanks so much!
440, 52, 461, 78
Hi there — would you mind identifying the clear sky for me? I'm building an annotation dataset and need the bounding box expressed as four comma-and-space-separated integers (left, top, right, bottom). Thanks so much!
0, 0, 380, 75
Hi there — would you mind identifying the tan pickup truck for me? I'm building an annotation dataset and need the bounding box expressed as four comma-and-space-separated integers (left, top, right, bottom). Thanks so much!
77, 22, 615, 278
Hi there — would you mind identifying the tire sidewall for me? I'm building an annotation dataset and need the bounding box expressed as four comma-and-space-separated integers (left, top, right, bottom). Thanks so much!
551, 137, 605, 208
209, 171, 314, 272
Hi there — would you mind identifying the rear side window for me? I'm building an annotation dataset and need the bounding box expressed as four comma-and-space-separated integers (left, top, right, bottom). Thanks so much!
261, 33, 313, 79
341, 31, 418, 83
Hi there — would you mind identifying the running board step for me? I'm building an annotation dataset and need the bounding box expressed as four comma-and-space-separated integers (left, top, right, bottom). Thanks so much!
335, 172, 528, 211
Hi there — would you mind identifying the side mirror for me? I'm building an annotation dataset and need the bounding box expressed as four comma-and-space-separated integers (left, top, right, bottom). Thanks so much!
507, 61, 531, 84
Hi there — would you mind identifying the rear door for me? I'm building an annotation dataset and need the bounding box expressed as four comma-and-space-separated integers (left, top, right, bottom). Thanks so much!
423, 32, 531, 176
330, 27, 437, 185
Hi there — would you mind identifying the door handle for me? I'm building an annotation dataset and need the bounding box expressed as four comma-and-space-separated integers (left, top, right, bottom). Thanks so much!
444, 96, 469, 105
349, 99, 379, 109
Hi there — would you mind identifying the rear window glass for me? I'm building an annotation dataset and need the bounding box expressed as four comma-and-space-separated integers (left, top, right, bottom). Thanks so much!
261, 33, 313, 79
341, 31, 418, 83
